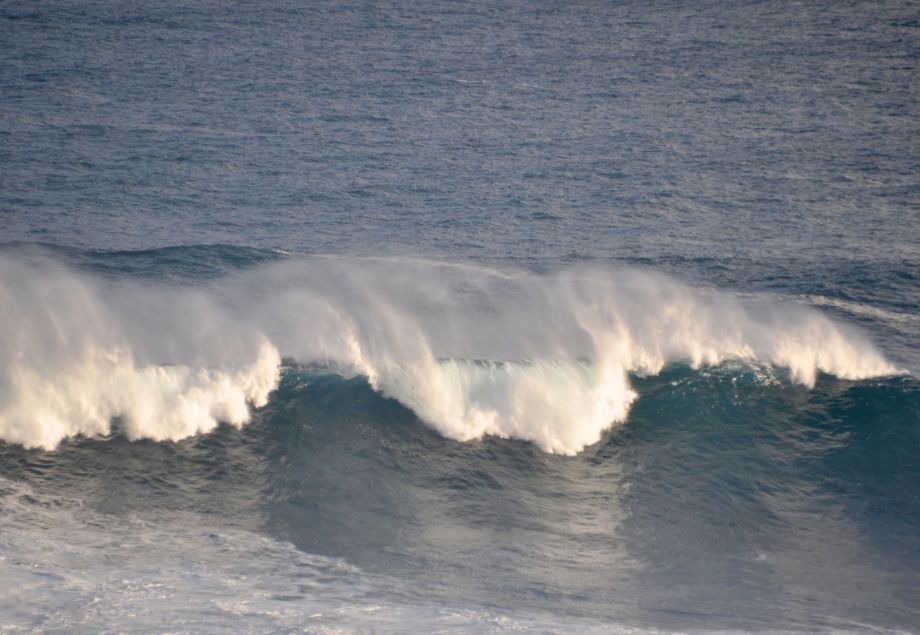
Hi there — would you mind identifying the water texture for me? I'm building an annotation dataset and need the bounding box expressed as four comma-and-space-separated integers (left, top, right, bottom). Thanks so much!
1, 0, 919, 632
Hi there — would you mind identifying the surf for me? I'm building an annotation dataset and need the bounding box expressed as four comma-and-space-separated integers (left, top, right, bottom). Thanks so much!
0, 252, 903, 452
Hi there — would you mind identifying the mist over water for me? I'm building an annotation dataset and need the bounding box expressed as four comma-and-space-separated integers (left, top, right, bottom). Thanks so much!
3, 0, 920, 631
0, 254, 901, 453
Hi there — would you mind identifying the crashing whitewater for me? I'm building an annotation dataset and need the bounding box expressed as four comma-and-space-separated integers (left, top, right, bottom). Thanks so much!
0, 255, 900, 453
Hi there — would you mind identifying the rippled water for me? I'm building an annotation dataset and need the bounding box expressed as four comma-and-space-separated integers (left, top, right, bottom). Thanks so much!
2, 0, 919, 632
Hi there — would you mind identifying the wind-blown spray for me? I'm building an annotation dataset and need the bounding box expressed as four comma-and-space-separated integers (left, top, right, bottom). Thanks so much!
0, 255, 899, 452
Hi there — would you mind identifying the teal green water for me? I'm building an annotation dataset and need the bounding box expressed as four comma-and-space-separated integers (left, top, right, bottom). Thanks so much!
2, 0, 919, 631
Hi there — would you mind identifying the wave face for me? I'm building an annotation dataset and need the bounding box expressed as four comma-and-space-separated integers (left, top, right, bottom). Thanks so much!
3, 0, 920, 628
2, 355, 918, 632
0, 253, 900, 453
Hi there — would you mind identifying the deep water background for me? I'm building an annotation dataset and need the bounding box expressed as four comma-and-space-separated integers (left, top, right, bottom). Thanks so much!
2, 0, 920, 632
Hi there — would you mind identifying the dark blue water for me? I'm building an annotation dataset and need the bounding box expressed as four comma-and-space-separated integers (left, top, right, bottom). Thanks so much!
2, 1, 919, 632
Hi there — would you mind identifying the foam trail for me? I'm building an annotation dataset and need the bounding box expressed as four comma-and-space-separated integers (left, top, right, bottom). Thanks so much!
0, 254, 901, 453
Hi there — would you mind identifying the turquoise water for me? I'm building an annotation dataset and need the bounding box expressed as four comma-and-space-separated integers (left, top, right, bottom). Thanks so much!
1, 1, 919, 632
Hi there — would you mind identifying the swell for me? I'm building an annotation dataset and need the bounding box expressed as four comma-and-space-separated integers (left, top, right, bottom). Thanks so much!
0, 252, 904, 453
4, 365, 916, 630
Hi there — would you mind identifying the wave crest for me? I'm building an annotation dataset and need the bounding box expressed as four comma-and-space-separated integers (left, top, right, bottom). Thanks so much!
0, 255, 901, 453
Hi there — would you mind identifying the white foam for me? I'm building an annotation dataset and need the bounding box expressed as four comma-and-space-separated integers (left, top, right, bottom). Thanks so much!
0, 478, 620, 634
0, 255, 902, 453
0, 258, 280, 450
802, 294, 920, 325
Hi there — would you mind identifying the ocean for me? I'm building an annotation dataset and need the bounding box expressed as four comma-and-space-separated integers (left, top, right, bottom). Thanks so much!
1, 0, 919, 632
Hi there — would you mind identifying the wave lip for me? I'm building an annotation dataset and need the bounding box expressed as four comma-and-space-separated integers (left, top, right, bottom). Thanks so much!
0, 254, 903, 453
0, 256, 280, 450
1, 342, 280, 451
371, 358, 636, 455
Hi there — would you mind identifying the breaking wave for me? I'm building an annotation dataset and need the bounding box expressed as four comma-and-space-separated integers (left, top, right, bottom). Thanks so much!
0, 254, 901, 453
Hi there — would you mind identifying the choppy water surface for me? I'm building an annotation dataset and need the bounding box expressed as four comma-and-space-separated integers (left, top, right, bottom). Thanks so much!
1, 0, 919, 632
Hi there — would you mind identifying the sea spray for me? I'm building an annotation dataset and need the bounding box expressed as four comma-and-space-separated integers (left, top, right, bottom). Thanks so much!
0, 257, 280, 449
0, 255, 900, 452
